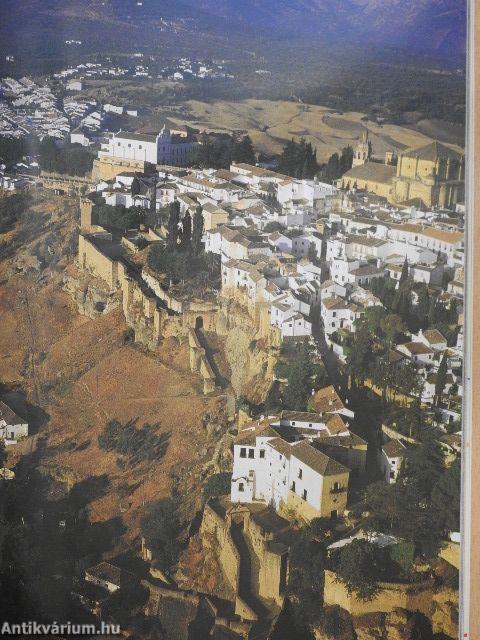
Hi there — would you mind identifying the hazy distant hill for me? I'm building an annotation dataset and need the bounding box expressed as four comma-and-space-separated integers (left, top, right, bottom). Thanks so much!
187, 0, 466, 56
0, 0, 466, 62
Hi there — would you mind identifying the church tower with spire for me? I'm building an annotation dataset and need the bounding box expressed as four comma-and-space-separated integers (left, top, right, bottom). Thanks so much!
352, 128, 372, 167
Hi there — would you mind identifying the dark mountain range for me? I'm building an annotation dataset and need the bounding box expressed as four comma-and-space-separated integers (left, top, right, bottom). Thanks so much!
0, 0, 466, 63
189, 0, 466, 56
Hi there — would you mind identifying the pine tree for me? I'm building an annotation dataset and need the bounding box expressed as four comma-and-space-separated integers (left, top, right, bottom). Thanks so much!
192, 205, 204, 256
232, 135, 255, 164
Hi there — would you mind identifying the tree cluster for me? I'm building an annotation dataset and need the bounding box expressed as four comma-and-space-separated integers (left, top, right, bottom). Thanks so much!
318, 146, 353, 182
93, 203, 144, 232
38, 138, 93, 176
98, 419, 169, 466
345, 308, 425, 408
202, 472, 232, 502
0, 192, 32, 233
278, 138, 318, 179
369, 269, 458, 335
365, 438, 460, 559
140, 498, 181, 571
148, 203, 220, 290
272, 341, 328, 412
194, 134, 255, 169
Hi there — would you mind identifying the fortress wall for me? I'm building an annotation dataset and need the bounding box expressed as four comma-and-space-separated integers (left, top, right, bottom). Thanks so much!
323, 570, 438, 617
78, 234, 117, 288
92, 156, 149, 182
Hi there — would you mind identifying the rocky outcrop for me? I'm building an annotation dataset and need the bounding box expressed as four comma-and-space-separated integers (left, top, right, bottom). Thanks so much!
63, 272, 120, 319
216, 299, 279, 404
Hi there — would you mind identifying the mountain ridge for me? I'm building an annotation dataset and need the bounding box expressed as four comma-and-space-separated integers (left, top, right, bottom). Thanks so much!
0, 0, 466, 59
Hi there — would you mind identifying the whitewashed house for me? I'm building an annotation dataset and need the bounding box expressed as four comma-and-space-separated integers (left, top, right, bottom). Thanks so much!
378, 439, 406, 484
0, 401, 29, 443
231, 429, 350, 521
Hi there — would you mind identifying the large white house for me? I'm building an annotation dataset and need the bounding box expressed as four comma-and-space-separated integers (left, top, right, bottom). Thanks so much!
231, 427, 350, 521
99, 125, 199, 166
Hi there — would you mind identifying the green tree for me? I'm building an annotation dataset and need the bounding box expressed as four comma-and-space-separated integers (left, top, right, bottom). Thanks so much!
283, 341, 314, 411
192, 205, 204, 256
180, 211, 192, 251
232, 135, 255, 164
380, 313, 405, 349
0, 440, 5, 469
431, 458, 461, 534
339, 146, 354, 174
203, 472, 231, 501
434, 353, 448, 407
346, 322, 373, 388
141, 498, 181, 571
166, 201, 180, 250
399, 257, 409, 287
288, 530, 326, 626
333, 539, 387, 601
403, 432, 445, 500
403, 396, 425, 438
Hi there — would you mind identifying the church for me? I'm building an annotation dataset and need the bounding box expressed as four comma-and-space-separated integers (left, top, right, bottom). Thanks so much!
337, 129, 465, 209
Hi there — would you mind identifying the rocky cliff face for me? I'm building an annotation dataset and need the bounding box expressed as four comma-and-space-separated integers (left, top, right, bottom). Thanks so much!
63, 270, 120, 319
216, 300, 278, 405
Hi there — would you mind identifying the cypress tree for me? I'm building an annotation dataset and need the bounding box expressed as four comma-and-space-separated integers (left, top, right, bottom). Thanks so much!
399, 257, 409, 287
192, 205, 204, 256
167, 201, 180, 250
180, 211, 192, 251
434, 352, 448, 407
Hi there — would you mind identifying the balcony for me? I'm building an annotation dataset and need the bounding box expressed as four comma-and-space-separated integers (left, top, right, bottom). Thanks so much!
330, 485, 347, 495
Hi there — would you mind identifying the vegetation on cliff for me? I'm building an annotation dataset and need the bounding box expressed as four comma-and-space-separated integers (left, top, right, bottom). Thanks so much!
148, 202, 220, 290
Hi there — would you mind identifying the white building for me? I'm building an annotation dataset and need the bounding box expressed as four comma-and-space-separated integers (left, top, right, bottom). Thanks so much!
0, 401, 29, 443
231, 428, 350, 521
378, 439, 406, 484
99, 125, 199, 166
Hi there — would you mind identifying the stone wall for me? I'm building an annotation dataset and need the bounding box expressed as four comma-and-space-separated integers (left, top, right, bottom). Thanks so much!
78, 233, 120, 288
92, 156, 150, 181
188, 329, 216, 395
39, 171, 93, 195
201, 502, 290, 610
323, 570, 457, 622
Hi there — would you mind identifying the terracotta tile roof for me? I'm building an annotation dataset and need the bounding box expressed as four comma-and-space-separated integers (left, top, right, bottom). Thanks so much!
382, 439, 406, 458
401, 141, 463, 162
85, 561, 122, 585
0, 400, 25, 425
422, 329, 447, 345
291, 440, 350, 476
311, 386, 346, 414
326, 413, 350, 435
341, 163, 396, 185
281, 410, 326, 424
398, 341, 434, 355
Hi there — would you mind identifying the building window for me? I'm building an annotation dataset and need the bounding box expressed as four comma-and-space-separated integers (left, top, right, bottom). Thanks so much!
259, 450, 265, 459
248, 449, 255, 459
303, 489, 308, 501
291, 481, 296, 492
240, 448, 246, 458
333, 481, 339, 491
298, 468, 303, 479
239, 483, 245, 492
